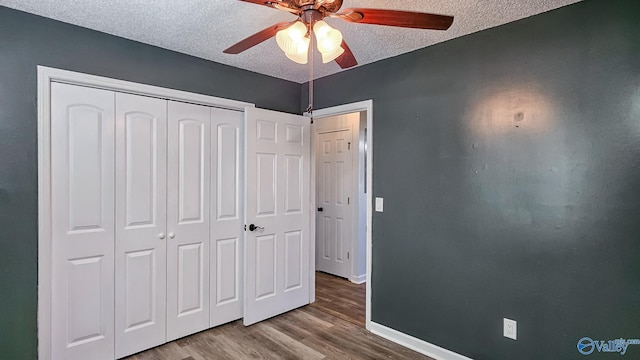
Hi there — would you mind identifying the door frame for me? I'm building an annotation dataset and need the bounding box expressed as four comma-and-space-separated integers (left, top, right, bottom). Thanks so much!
308, 100, 373, 329
37, 66, 254, 360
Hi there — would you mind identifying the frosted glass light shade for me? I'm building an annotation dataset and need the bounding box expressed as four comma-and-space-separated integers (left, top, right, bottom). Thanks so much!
320, 45, 344, 63
285, 51, 309, 64
276, 21, 310, 64
313, 20, 343, 63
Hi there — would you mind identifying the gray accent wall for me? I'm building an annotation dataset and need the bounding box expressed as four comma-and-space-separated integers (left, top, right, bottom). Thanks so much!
305, 0, 640, 359
0, 6, 299, 359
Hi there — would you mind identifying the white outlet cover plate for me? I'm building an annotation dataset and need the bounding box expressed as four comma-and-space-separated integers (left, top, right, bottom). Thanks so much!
504, 318, 517, 340
375, 197, 384, 212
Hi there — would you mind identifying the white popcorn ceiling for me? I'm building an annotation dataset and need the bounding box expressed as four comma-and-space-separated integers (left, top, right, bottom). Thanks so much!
0, 0, 582, 83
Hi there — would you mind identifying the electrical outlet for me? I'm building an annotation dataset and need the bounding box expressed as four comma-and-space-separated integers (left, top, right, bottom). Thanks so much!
504, 318, 517, 340
375, 197, 384, 212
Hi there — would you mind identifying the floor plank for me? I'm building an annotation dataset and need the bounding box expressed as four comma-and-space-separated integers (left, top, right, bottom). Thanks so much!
312, 272, 366, 327
124, 272, 433, 360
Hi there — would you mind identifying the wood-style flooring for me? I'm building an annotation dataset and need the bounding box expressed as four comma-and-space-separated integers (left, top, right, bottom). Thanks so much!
125, 272, 433, 360
312, 271, 366, 327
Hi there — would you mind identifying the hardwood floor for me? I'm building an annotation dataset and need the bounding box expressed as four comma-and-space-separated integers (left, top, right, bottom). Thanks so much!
125, 272, 433, 360
313, 271, 366, 327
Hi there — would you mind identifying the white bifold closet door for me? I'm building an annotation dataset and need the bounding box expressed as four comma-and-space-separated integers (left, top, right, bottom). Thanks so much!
51, 83, 116, 360
210, 108, 244, 327
50, 82, 244, 360
166, 101, 211, 341
114, 93, 167, 359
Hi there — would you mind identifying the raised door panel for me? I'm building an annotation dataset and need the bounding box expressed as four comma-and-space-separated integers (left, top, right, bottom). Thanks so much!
66, 256, 105, 346
321, 216, 331, 260
244, 107, 310, 326
215, 237, 239, 303
124, 250, 155, 328
256, 153, 277, 216
285, 155, 303, 214
167, 101, 210, 341
114, 93, 167, 358
178, 120, 206, 223
51, 82, 115, 360
210, 108, 244, 327
255, 234, 277, 300
178, 243, 204, 314
284, 231, 302, 292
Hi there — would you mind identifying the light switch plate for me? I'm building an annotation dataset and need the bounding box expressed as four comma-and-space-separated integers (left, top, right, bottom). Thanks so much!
375, 197, 384, 212
504, 318, 517, 340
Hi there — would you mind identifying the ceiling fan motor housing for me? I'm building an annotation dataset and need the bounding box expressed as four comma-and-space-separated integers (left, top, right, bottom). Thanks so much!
301, 7, 324, 26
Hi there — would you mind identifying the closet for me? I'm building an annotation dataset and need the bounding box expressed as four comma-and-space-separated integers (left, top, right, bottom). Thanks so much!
50, 82, 243, 360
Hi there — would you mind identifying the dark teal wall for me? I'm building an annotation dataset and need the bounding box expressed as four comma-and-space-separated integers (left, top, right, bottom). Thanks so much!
305, 0, 640, 359
0, 6, 299, 359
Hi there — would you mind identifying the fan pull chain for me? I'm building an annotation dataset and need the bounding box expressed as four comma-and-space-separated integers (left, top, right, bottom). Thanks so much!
307, 29, 314, 124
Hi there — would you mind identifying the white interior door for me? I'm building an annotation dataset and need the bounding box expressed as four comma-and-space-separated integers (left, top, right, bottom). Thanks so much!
210, 108, 244, 327
244, 107, 310, 326
51, 83, 115, 360
114, 93, 167, 358
166, 101, 211, 341
316, 129, 352, 279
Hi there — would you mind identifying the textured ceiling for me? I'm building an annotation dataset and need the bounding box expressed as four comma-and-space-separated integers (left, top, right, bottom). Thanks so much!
1, 0, 582, 83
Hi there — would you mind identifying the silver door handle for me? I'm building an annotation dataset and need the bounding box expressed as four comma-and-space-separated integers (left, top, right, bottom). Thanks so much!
168, 232, 175, 239
158, 233, 165, 239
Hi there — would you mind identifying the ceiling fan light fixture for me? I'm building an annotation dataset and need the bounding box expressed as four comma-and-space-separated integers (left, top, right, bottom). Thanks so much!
276, 21, 310, 63
312, 20, 343, 61
285, 50, 309, 64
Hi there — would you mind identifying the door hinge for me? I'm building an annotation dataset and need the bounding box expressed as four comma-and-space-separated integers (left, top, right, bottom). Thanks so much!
348, 142, 351, 150
347, 252, 350, 260
244, 224, 246, 231
347, 197, 350, 205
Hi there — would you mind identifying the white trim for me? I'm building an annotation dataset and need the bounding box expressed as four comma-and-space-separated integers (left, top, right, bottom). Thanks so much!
37, 66, 53, 360
37, 66, 256, 360
310, 100, 373, 329
312, 118, 359, 281
37, 66, 254, 111
370, 322, 474, 360
308, 118, 316, 303
350, 274, 367, 284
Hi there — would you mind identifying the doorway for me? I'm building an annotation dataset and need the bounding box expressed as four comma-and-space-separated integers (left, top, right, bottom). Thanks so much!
310, 100, 373, 329
314, 112, 365, 282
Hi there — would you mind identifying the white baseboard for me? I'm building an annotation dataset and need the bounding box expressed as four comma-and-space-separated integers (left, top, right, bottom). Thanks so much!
369, 322, 473, 360
350, 274, 366, 284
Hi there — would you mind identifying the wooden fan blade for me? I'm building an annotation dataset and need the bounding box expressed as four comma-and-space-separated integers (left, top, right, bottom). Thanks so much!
238, 0, 271, 5
334, 8, 454, 30
334, 41, 357, 69
223, 21, 295, 54
314, 0, 343, 13
238, 0, 299, 14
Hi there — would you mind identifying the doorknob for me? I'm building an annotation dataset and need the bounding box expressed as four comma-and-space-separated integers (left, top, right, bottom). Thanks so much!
317, 207, 323, 212
158, 233, 165, 239
168, 232, 175, 239
248, 224, 264, 232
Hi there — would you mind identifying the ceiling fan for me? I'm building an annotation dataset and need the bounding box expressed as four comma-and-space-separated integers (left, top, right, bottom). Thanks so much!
223, 0, 454, 68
